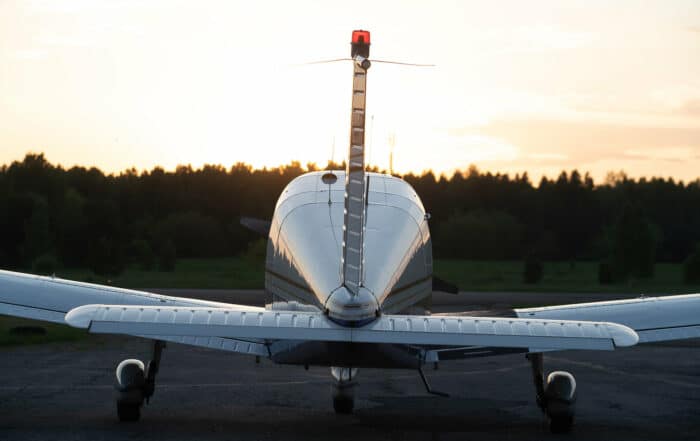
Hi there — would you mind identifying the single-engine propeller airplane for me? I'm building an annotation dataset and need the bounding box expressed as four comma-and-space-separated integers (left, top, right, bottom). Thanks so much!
2, 30, 699, 433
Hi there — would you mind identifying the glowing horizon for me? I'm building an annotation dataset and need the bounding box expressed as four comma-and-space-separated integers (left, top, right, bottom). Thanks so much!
1, 1, 699, 183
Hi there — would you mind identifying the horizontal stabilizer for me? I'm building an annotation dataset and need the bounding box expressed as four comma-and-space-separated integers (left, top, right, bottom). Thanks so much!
66, 305, 638, 351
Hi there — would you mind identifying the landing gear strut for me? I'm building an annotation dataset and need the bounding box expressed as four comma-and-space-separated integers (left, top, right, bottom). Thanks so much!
331, 367, 356, 414
115, 340, 165, 422
527, 353, 576, 433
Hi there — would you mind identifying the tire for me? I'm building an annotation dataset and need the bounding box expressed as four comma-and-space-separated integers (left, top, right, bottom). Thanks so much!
117, 402, 141, 422
333, 395, 354, 414
549, 415, 573, 433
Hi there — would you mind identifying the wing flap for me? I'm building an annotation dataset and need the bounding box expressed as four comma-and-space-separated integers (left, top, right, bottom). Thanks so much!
66, 305, 638, 351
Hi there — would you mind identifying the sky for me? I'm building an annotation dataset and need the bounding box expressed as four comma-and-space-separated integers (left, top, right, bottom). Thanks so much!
1, 0, 699, 182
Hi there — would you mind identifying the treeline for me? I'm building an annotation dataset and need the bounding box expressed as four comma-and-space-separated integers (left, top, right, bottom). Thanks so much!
1, 154, 700, 283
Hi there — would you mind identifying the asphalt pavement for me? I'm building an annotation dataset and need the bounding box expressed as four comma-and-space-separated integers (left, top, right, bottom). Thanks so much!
1, 290, 699, 440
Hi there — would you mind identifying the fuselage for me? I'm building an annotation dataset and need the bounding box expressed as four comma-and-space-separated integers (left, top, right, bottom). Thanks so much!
265, 170, 433, 324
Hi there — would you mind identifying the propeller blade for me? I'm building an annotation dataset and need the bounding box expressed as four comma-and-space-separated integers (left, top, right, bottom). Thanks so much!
298, 58, 352, 65
298, 58, 434, 67
372, 59, 435, 67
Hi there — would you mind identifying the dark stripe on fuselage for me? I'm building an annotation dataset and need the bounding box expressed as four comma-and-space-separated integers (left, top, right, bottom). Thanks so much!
385, 275, 432, 298
265, 268, 315, 296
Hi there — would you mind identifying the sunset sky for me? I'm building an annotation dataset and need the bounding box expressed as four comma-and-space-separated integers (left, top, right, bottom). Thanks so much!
1, 0, 699, 182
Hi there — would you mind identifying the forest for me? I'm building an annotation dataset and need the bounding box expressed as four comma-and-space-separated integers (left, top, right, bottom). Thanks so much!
1, 153, 699, 284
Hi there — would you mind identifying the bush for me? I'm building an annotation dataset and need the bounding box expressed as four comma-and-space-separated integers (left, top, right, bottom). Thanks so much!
154, 212, 225, 258
32, 253, 58, 274
245, 238, 267, 264
88, 237, 125, 276
129, 239, 155, 271
611, 204, 656, 280
435, 210, 523, 260
598, 261, 614, 285
158, 240, 177, 272
523, 256, 543, 284
683, 246, 700, 284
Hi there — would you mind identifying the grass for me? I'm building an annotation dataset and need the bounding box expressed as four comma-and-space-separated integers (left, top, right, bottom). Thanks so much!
55, 257, 265, 289
0, 316, 87, 347
21, 256, 700, 295
434, 259, 700, 294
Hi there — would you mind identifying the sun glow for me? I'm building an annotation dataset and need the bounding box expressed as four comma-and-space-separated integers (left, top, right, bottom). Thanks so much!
1, 1, 699, 181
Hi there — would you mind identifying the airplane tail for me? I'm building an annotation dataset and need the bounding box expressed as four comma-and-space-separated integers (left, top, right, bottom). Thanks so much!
341, 30, 371, 295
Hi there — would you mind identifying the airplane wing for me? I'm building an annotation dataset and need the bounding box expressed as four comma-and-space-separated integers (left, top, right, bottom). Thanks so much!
4, 269, 699, 357
515, 294, 700, 343
0, 269, 268, 356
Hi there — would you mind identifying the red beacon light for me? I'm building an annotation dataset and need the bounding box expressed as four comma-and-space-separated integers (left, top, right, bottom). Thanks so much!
351, 30, 370, 45
351, 30, 370, 59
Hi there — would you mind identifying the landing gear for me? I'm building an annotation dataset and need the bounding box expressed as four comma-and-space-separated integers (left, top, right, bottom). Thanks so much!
331, 367, 356, 414
333, 390, 354, 414
115, 340, 165, 422
527, 353, 576, 433
117, 400, 141, 422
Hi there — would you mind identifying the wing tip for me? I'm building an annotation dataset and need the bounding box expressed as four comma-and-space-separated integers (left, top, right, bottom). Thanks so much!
65, 305, 100, 328
607, 323, 639, 347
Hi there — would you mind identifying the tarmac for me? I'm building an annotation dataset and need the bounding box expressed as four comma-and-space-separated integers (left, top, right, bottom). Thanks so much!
1, 290, 699, 440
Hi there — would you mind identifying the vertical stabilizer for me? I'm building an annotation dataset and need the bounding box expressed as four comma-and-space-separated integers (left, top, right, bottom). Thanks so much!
341, 30, 371, 295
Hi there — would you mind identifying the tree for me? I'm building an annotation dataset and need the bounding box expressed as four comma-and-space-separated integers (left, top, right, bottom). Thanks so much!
610, 205, 656, 280
154, 212, 226, 257
683, 244, 700, 284
523, 254, 544, 284
56, 187, 87, 267
128, 239, 155, 271
158, 240, 177, 272
2, 153, 700, 274
21, 194, 52, 266
434, 210, 523, 260
88, 237, 125, 276
32, 253, 58, 274
598, 261, 614, 285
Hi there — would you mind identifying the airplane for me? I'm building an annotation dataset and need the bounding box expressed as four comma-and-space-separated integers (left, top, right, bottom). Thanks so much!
1, 29, 699, 433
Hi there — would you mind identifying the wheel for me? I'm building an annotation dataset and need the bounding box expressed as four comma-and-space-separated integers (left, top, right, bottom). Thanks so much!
549, 415, 573, 433
333, 395, 354, 414
117, 401, 141, 422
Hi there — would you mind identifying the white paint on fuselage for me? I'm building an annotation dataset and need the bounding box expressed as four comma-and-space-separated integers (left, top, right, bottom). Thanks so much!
265, 171, 432, 322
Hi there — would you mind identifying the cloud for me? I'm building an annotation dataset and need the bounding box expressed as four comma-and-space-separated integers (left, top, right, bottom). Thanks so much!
13, 49, 48, 60
623, 147, 697, 163
679, 99, 700, 116
525, 153, 569, 163
449, 118, 700, 166
480, 25, 596, 54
